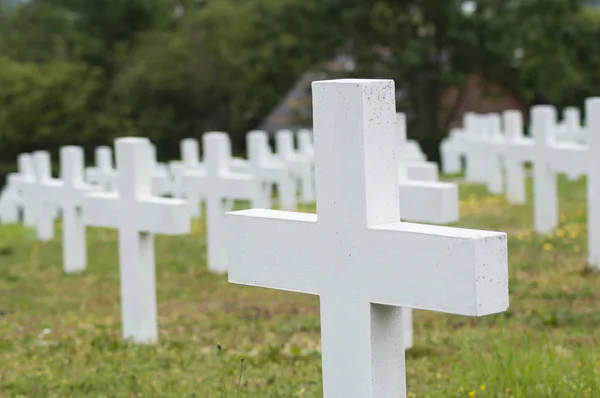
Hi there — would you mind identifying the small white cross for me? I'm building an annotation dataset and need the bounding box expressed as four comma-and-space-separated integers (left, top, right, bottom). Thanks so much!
11, 153, 38, 227
86, 146, 117, 192
226, 79, 509, 397
247, 130, 297, 210
275, 130, 315, 204
83, 137, 190, 343
183, 132, 259, 273
32, 151, 59, 242
38, 146, 96, 273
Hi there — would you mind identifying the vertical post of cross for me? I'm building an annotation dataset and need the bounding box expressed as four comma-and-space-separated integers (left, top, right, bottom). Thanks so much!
586, 98, 600, 269
503, 110, 526, 204
532, 106, 558, 234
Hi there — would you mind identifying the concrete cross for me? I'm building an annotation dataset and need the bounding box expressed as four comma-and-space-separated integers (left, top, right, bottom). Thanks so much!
39, 146, 96, 273
247, 130, 296, 210
86, 146, 117, 192
226, 79, 509, 397
275, 130, 315, 204
83, 137, 190, 343
183, 132, 259, 273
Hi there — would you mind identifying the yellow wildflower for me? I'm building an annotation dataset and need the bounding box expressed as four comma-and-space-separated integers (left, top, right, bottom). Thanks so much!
543, 243, 553, 251
556, 229, 565, 237
480, 385, 486, 390
469, 391, 476, 397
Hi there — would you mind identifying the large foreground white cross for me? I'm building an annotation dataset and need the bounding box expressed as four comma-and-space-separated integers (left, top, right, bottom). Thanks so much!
40, 147, 96, 273
83, 137, 190, 343
226, 79, 509, 397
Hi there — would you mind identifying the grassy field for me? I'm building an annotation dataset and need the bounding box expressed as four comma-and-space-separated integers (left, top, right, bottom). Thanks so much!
1, 175, 600, 397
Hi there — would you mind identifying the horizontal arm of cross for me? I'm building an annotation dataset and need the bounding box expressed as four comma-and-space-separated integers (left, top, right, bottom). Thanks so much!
547, 143, 588, 177
366, 222, 508, 317
505, 139, 534, 162
226, 209, 319, 295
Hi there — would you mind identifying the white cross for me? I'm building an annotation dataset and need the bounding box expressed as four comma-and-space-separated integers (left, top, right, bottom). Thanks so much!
38, 146, 96, 273
183, 132, 259, 273
11, 153, 38, 227
505, 105, 587, 234
32, 151, 58, 242
0, 176, 20, 224
275, 130, 315, 203
86, 146, 117, 192
503, 110, 526, 204
463, 112, 487, 183
484, 113, 505, 195
226, 79, 509, 397
440, 128, 466, 174
178, 138, 204, 216
586, 98, 600, 268
297, 129, 315, 161
397, 114, 459, 225
83, 137, 190, 343
148, 144, 173, 197
247, 130, 297, 210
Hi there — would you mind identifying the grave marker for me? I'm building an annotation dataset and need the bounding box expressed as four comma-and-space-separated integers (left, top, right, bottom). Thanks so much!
183, 132, 259, 273
226, 79, 509, 397
83, 137, 190, 343
32, 151, 58, 241
586, 98, 600, 268
503, 110, 526, 204
39, 147, 95, 273
86, 146, 117, 192
11, 154, 38, 227
247, 130, 296, 210
276, 130, 315, 204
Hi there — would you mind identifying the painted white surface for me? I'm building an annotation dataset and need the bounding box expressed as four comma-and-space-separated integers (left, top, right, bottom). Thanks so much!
83, 137, 190, 344
183, 132, 258, 274
276, 130, 315, 204
406, 161, 439, 182
39, 147, 96, 273
440, 128, 464, 174
503, 110, 527, 204
86, 146, 117, 192
0, 177, 20, 224
405, 139, 427, 162
247, 130, 297, 210
397, 113, 459, 225
226, 79, 509, 398
586, 98, 600, 269
180, 138, 203, 217
485, 114, 505, 195
32, 151, 58, 242
297, 129, 315, 161
11, 154, 37, 227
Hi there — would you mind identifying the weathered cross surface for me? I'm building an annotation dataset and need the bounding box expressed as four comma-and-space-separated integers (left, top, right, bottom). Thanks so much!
39, 146, 96, 273
183, 132, 259, 273
226, 79, 509, 397
83, 137, 190, 343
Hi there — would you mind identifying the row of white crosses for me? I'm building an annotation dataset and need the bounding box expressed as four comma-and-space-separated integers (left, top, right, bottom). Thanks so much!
0, 79, 508, 395
6, 138, 191, 343
226, 79, 509, 397
440, 100, 600, 270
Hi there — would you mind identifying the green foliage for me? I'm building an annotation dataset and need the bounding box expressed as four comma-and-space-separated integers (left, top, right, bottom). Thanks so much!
0, 57, 114, 166
1, 0, 600, 161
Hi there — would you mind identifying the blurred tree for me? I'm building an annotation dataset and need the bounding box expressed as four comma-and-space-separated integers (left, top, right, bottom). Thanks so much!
267, 0, 600, 158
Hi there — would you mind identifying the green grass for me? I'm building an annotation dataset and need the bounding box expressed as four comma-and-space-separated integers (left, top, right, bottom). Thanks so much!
1, 175, 600, 397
